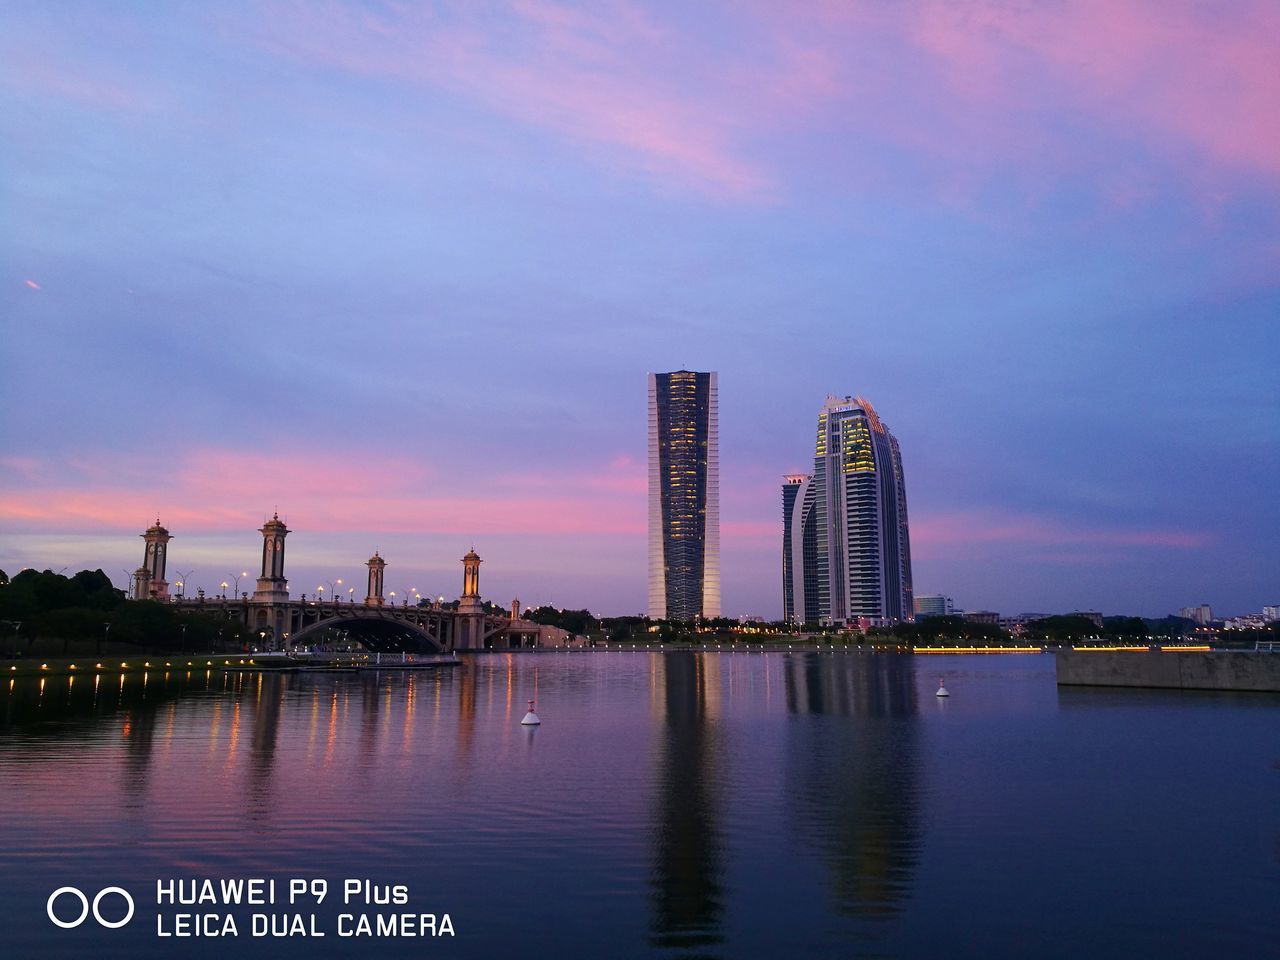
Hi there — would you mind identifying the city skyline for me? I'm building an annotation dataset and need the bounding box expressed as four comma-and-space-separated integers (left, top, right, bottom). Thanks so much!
1, 3, 1277, 618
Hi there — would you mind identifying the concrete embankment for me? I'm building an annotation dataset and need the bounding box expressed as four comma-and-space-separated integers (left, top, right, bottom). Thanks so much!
1055, 649, 1280, 692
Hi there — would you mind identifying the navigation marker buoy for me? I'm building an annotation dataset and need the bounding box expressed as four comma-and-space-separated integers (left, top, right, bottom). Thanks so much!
936, 678, 950, 697
521, 698, 541, 725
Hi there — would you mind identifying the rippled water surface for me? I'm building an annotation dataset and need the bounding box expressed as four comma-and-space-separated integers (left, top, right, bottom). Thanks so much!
1, 651, 1276, 958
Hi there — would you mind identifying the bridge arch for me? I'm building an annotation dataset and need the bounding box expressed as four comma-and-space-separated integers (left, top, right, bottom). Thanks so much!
288, 615, 445, 653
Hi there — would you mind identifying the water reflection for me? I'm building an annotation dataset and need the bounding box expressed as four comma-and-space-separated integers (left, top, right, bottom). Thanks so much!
650, 652, 724, 955
0, 668, 212, 740
0, 654, 1274, 960
784, 653, 921, 921
247, 673, 285, 814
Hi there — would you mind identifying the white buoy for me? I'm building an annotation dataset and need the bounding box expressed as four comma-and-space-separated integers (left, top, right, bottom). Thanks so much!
521, 698, 541, 725
936, 678, 950, 697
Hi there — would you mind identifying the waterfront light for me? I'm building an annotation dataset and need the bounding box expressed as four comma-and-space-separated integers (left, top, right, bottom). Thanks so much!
40, 663, 47, 669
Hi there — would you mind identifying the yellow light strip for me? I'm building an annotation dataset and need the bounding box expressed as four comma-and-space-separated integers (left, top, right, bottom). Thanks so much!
914, 646, 1042, 654
1071, 646, 1150, 651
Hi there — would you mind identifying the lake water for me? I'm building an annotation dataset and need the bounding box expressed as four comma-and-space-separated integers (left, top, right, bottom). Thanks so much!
0, 651, 1276, 959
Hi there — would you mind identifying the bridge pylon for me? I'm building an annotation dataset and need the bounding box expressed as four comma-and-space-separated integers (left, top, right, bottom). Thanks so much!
366, 552, 386, 606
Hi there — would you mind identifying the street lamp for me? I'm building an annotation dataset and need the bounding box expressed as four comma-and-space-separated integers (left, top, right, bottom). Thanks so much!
220, 581, 229, 599
327, 579, 343, 603
175, 569, 193, 599
230, 571, 248, 598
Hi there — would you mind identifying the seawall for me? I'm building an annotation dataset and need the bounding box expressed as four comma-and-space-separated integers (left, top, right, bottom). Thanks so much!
1055, 650, 1280, 692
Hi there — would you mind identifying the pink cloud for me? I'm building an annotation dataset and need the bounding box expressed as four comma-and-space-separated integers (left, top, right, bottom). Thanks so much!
897, 0, 1280, 177
0, 456, 43, 482
721, 520, 776, 540
239, 0, 769, 198
0, 448, 645, 537
9, 2, 1277, 207
913, 509, 1210, 551
0, 36, 160, 113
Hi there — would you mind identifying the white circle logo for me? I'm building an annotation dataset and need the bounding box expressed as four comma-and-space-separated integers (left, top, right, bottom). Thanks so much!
47, 886, 134, 929
46, 887, 88, 929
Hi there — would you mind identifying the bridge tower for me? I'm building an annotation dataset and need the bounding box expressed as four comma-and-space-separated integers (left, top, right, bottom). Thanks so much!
511, 598, 520, 620
133, 519, 172, 600
365, 552, 386, 606
252, 513, 290, 603
462, 549, 481, 599
455, 549, 485, 649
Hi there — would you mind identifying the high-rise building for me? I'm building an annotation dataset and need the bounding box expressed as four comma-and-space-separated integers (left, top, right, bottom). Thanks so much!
648, 370, 720, 620
782, 475, 820, 623
1178, 604, 1213, 625
783, 395, 913, 625
913, 594, 953, 618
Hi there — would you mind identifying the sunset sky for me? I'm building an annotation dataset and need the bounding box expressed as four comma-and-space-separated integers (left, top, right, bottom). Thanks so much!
2, 1, 1277, 618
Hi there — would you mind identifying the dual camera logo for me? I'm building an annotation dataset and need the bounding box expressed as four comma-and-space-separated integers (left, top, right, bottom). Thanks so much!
47, 886, 135, 929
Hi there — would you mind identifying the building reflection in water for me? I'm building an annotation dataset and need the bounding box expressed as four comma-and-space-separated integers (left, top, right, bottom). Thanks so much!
245, 672, 286, 815
650, 651, 724, 954
783, 652, 921, 920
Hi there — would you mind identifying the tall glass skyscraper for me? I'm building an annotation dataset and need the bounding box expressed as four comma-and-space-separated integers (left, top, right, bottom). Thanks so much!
783, 395, 913, 625
648, 371, 720, 620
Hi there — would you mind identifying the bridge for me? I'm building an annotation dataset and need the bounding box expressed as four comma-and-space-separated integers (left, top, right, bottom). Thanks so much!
129, 517, 555, 653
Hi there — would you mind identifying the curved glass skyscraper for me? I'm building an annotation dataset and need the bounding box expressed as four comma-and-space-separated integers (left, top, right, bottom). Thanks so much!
648, 371, 720, 620
783, 395, 913, 625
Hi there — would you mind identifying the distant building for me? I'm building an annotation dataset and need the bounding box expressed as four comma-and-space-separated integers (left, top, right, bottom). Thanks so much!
1224, 615, 1267, 631
963, 610, 999, 626
1262, 605, 1279, 622
1179, 604, 1213, 625
648, 371, 720, 620
914, 595, 953, 618
783, 394, 913, 626
1070, 610, 1104, 629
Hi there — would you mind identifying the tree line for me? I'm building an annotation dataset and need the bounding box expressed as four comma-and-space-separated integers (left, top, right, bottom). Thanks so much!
0, 568, 250, 656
